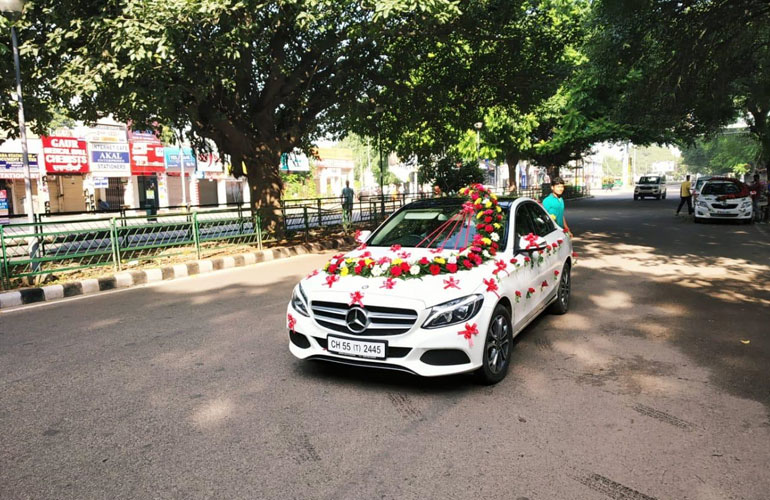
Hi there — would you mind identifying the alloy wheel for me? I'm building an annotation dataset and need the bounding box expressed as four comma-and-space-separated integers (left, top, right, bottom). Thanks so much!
486, 314, 511, 375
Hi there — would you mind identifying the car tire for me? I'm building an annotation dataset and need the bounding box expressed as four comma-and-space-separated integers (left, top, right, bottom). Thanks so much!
633, 195, 639, 200
549, 262, 571, 315
656, 194, 661, 200
474, 304, 513, 385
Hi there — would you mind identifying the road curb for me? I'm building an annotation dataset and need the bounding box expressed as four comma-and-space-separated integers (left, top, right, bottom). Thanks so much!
0, 236, 355, 310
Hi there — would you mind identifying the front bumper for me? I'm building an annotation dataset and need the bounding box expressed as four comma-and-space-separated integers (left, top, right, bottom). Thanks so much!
694, 205, 752, 220
286, 299, 494, 377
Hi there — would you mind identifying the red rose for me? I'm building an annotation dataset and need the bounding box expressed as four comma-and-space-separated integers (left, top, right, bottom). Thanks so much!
446, 263, 458, 273
524, 256, 531, 262
484, 216, 492, 223
485, 209, 493, 215
328, 264, 338, 273
515, 290, 522, 297
429, 264, 441, 275
419, 257, 430, 265
528, 287, 536, 293
485, 224, 494, 232
354, 265, 363, 274
400, 262, 410, 272
390, 266, 403, 277
496, 214, 503, 220
510, 258, 518, 264
463, 259, 473, 269
476, 223, 485, 230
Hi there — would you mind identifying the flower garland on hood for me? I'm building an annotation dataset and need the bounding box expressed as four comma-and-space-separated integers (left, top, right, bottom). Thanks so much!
323, 184, 505, 280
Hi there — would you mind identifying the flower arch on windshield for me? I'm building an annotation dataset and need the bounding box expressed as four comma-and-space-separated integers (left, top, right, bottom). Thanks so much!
323, 184, 505, 280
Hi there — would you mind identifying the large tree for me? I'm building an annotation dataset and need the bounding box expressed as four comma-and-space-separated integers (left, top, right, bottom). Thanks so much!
345, 0, 588, 185
5, 0, 458, 229
585, 0, 770, 169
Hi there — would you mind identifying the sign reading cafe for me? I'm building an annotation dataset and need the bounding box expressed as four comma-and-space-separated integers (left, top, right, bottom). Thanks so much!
88, 142, 131, 177
42, 136, 89, 174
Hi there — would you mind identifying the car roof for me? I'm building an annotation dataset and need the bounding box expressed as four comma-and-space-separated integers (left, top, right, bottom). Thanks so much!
404, 197, 517, 210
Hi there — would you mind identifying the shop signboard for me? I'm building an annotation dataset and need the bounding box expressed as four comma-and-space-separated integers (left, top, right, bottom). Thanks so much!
164, 147, 196, 175
130, 141, 165, 175
0, 189, 9, 224
280, 151, 310, 172
127, 130, 160, 142
0, 152, 40, 179
89, 142, 131, 177
196, 151, 224, 173
42, 136, 90, 174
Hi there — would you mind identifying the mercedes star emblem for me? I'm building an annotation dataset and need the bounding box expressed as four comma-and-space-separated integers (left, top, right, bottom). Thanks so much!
345, 307, 369, 334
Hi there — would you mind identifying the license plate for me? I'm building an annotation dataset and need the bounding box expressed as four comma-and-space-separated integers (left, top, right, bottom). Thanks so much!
716, 210, 730, 215
327, 335, 386, 359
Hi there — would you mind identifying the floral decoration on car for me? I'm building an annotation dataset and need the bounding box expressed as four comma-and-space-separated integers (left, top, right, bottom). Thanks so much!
322, 184, 505, 280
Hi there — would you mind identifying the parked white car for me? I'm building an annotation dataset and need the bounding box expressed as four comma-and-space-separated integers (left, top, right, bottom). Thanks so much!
287, 193, 574, 384
694, 178, 753, 223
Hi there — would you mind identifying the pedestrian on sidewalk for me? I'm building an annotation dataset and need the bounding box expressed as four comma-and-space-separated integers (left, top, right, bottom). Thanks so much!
676, 175, 693, 216
341, 180, 354, 226
543, 176, 572, 236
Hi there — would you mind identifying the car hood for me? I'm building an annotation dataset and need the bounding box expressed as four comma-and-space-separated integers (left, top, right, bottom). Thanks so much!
300, 246, 496, 309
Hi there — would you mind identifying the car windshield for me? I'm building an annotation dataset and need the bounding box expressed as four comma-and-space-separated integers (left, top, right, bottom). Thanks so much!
702, 182, 740, 195
638, 176, 660, 184
695, 178, 709, 190
369, 203, 507, 250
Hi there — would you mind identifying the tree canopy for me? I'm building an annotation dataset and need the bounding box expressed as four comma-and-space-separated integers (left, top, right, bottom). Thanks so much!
585, 0, 770, 168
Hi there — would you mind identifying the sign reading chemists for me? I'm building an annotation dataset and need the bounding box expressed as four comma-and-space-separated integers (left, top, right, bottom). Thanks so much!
88, 142, 131, 177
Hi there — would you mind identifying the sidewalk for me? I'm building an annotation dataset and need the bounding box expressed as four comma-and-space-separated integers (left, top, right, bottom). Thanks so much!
0, 235, 355, 309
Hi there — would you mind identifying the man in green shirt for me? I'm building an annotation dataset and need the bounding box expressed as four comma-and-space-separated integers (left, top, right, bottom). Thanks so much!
542, 176, 571, 235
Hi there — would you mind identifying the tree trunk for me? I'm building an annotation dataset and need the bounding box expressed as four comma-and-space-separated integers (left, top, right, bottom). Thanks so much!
244, 153, 284, 238
505, 152, 520, 193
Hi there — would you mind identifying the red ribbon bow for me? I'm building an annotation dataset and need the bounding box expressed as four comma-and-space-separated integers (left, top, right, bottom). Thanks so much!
443, 277, 461, 290
458, 322, 479, 347
349, 291, 365, 307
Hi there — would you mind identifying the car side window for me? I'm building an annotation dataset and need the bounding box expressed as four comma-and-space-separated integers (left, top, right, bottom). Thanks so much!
514, 204, 536, 248
528, 203, 556, 236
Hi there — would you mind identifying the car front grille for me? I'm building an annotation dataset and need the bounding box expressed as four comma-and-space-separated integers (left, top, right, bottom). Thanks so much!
711, 203, 738, 209
310, 300, 419, 336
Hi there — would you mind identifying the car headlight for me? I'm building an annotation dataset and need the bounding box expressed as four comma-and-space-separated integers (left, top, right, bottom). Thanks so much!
291, 284, 310, 317
423, 294, 484, 329
696, 201, 708, 208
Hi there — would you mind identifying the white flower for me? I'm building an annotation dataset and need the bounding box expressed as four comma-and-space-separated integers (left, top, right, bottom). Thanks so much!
409, 265, 421, 276
491, 232, 500, 242
482, 250, 491, 258
448, 256, 457, 264
371, 265, 383, 277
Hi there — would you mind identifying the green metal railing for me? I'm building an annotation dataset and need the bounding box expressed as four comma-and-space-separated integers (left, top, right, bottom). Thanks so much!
0, 185, 590, 288
0, 208, 266, 288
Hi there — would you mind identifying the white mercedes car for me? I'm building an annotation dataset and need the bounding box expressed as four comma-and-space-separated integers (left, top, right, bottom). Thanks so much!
287, 193, 574, 384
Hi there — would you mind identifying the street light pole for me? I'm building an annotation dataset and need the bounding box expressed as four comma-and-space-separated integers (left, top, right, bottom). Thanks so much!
3, 1, 34, 224
375, 106, 384, 217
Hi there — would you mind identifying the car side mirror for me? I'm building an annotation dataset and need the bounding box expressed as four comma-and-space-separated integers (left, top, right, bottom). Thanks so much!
516, 234, 547, 253
356, 230, 372, 243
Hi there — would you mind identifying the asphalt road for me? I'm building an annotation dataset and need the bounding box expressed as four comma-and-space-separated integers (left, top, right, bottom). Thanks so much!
2, 190, 769, 500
